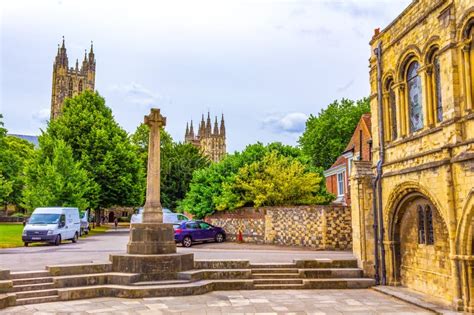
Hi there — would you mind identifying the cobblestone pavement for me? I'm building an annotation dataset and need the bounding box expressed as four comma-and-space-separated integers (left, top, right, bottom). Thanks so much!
2, 289, 432, 314
0, 229, 354, 272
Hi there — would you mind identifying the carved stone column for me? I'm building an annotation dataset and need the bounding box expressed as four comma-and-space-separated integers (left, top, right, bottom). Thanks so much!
463, 44, 473, 111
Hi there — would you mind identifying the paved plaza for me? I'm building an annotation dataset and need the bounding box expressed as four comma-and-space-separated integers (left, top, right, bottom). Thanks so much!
0, 228, 354, 272
2, 289, 432, 314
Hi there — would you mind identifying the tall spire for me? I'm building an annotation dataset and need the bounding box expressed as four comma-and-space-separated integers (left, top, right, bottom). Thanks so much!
213, 116, 219, 135
198, 114, 205, 137
75, 58, 79, 71
185, 122, 189, 138
56, 36, 68, 67
189, 120, 195, 138
220, 113, 226, 137
206, 112, 212, 136
88, 41, 95, 70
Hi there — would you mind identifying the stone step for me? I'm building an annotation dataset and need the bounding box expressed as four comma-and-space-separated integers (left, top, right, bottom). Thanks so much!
13, 282, 55, 292
16, 295, 60, 306
250, 263, 297, 269
12, 277, 53, 286
300, 268, 363, 279
294, 259, 358, 269
251, 268, 298, 274
132, 280, 190, 286
253, 279, 303, 285
252, 273, 301, 279
15, 289, 59, 299
304, 278, 375, 289
254, 283, 305, 289
10, 271, 50, 280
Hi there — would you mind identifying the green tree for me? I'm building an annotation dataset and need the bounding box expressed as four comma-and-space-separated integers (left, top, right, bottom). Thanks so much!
0, 114, 34, 207
179, 142, 333, 218
45, 91, 145, 212
216, 151, 329, 209
130, 123, 209, 210
299, 98, 370, 169
22, 139, 98, 212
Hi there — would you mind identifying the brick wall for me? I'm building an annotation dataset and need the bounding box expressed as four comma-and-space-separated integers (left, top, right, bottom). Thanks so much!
206, 205, 352, 250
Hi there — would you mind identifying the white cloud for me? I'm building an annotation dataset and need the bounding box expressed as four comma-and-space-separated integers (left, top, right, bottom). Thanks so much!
262, 112, 308, 134
32, 108, 50, 124
109, 82, 167, 108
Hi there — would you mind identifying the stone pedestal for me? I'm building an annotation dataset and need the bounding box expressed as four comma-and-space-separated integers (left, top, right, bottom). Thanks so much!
127, 223, 176, 255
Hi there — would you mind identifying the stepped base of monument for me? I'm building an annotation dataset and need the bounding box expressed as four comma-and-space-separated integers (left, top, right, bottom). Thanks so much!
126, 223, 177, 255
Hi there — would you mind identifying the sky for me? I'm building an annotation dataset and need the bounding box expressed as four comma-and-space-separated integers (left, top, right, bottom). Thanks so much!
1, 0, 411, 152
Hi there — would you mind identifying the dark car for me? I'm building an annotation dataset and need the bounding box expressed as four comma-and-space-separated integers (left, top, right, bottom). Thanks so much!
174, 221, 226, 247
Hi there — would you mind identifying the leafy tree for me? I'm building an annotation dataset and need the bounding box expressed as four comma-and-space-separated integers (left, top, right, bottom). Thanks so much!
22, 139, 99, 212
0, 114, 34, 207
130, 123, 209, 210
299, 98, 370, 169
179, 142, 333, 218
216, 151, 329, 209
45, 91, 145, 212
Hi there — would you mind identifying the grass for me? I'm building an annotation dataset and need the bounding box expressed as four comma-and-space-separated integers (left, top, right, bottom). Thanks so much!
0, 223, 111, 248
0, 223, 24, 248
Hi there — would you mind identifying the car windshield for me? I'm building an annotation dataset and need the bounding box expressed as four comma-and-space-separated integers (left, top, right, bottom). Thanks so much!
29, 213, 60, 224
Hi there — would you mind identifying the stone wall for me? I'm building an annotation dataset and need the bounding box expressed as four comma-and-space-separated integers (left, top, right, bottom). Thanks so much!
206, 205, 352, 250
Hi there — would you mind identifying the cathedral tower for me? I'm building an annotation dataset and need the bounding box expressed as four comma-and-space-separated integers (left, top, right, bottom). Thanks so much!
185, 112, 226, 162
50, 37, 96, 120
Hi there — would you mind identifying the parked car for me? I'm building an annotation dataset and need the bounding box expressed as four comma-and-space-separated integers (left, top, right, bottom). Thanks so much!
22, 207, 81, 246
174, 220, 226, 247
79, 209, 90, 236
130, 207, 188, 224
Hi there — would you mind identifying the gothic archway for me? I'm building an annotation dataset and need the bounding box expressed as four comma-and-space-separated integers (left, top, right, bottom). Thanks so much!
389, 191, 452, 300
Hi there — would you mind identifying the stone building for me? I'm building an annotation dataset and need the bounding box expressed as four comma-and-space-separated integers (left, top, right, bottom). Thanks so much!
184, 113, 226, 162
51, 37, 96, 120
324, 113, 372, 206
351, 0, 474, 311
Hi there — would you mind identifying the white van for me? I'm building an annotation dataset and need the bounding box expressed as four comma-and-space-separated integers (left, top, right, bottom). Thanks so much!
130, 207, 189, 224
22, 207, 81, 246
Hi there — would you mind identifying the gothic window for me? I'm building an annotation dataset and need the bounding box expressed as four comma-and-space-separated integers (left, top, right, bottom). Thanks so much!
434, 56, 443, 122
68, 79, 73, 97
388, 80, 397, 140
418, 204, 434, 245
78, 80, 83, 93
407, 61, 423, 132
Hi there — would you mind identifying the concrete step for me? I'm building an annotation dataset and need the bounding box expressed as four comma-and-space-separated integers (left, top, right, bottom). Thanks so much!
304, 278, 375, 289
12, 277, 53, 286
254, 283, 305, 289
13, 282, 55, 292
16, 295, 60, 306
251, 268, 298, 274
132, 280, 190, 286
253, 279, 303, 285
10, 271, 50, 280
15, 289, 59, 299
252, 273, 301, 279
300, 268, 363, 279
250, 263, 296, 269
295, 259, 358, 269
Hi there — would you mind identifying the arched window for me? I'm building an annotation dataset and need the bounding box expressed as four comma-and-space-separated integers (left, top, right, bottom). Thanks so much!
461, 20, 474, 111
407, 61, 423, 132
433, 56, 443, 122
68, 79, 73, 97
388, 80, 397, 140
417, 204, 434, 245
78, 80, 83, 93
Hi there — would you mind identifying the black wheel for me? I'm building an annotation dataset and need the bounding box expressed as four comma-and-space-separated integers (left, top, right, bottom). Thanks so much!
54, 234, 61, 246
24, 242, 29, 247
182, 236, 192, 247
72, 232, 78, 243
215, 233, 225, 243
84, 230, 89, 235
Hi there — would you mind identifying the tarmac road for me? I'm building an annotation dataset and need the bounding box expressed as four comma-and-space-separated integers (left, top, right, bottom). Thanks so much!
0, 228, 355, 272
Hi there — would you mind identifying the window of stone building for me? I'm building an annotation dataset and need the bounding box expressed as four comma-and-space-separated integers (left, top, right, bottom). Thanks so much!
388, 80, 397, 140
417, 204, 434, 245
407, 61, 424, 132
434, 56, 443, 122
78, 80, 83, 93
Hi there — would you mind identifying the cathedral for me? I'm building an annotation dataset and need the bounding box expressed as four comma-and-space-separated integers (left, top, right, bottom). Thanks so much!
185, 113, 226, 162
50, 37, 96, 119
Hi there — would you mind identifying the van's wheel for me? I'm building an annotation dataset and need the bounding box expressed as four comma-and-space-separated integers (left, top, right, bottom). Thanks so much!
72, 232, 78, 243
24, 242, 29, 247
54, 235, 61, 246
84, 230, 89, 235
182, 236, 192, 248
215, 233, 225, 243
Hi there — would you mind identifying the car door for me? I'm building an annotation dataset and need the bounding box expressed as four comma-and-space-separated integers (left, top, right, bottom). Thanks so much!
198, 222, 215, 240
59, 214, 67, 238
186, 222, 202, 240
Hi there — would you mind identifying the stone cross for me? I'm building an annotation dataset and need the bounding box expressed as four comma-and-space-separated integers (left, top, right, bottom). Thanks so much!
142, 108, 166, 223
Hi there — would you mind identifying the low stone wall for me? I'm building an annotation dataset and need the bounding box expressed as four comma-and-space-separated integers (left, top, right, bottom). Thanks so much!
206, 205, 352, 250
0, 216, 26, 223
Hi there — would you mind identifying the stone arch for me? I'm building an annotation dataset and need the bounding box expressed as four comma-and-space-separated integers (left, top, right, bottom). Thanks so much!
382, 70, 395, 86
386, 183, 452, 299
457, 7, 474, 41
396, 46, 422, 81
421, 36, 440, 60
456, 190, 474, 311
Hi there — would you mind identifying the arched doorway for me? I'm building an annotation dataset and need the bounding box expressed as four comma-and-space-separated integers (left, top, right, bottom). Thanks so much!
390, 193, 452, 300
108, 211, 115, 223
